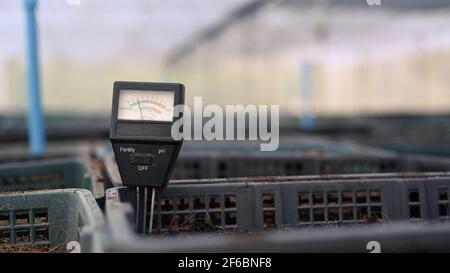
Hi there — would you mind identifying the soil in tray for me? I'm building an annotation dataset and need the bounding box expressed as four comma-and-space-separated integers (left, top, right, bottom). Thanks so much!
152, 213, 383, 237
0, 245, 60, 253
0, 239, 63, 253
153, 213, 254, 236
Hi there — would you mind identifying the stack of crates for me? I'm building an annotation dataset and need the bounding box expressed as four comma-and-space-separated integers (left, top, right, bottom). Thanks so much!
0, 158, 104, 199
103, 150, 450, 187
0, 150, 105, 252
98, 137, 417, 187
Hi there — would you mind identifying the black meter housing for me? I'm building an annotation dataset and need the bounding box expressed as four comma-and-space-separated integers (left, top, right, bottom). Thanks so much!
109, 81, 184, 188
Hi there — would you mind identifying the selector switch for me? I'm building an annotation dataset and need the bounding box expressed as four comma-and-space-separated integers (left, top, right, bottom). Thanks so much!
129, 153, 154, 166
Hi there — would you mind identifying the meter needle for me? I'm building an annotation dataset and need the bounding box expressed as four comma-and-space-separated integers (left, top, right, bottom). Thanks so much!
137, 99, 144, 120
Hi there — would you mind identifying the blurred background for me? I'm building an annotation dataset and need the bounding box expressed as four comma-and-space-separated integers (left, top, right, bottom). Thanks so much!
1, 0, 450, 115
1, 0, 450, 153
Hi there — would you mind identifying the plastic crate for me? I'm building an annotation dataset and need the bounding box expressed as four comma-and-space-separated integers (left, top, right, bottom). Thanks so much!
96, 135, 395, 156
104, 153, 450, 186
0, 153, 73, 165
0, 189, 104, 253
103, 220, 450, 253
103, 173, 450, 252
314, 115, 450, 157
0, 115, 108, 143
0, 158, 104, 199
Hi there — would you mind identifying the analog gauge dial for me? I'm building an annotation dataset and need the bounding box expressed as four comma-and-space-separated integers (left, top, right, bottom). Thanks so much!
117, 90, 174, 121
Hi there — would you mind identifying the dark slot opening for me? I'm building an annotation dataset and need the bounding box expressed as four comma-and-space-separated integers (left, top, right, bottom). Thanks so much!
357, 207, 368, 220
262, 194, 274, 208
342, 191, 353, 204
263, 211, 275, 225
298, 208, 310, 223
409, 190, 420, 203
35, 228, 49, 241
313, 208, 325, 222
370, 190, 381, 203
0, 213, 9, 226
439, 204, 449, 217
342, 207, 354, 221
328, 207, 339, 222
312, 192, 324, 205
438, 188, 448, 201
17, 176, 27, 184
356, 191, 367, 204
225, 212, 237, 226
15, 211, 29, 225
327, 191, 338, 205
209, 212, 222, 226
224, 195, 236, 208
161, 214, 173, 229
371, 206, 383, 220
298, 192, 309, 206
208, 196, 221, 209
0, 230, 11, 244
33, 209, 48, 224
193, 161, 200, 170
193, 197, 205, 210
15, 230, 31, 243
2, 177, 14, 186
218, 162, 227, 171
161, 198, 174, 211
177, 197, 189, 211
409, 205, 421, 219
284, 162, 292, 171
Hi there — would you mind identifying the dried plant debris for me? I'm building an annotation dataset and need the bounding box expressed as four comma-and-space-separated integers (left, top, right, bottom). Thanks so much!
0, 245, 61, 253
0, 238, 64, 253
151, 212, 384, 237
158, 213, 224, 235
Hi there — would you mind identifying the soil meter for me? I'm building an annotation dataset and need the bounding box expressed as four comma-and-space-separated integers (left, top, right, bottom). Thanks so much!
109, 81, 185, 234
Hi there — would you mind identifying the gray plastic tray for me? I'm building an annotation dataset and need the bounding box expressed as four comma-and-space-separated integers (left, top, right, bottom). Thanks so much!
104, 152, 450, 187
104, 173, 450, 252
0, 189, 104, 253
0, 158, 104, 199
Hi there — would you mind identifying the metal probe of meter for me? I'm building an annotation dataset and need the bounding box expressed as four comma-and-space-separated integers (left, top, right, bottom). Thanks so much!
109, 81, 184, 234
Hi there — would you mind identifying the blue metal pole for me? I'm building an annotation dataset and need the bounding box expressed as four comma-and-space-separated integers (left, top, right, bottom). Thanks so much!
23, 0, 46, 154
299, 60, 315, 131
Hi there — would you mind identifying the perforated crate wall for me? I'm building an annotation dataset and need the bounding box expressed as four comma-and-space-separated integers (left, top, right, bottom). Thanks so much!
165, 155, 450, 180
0, 158, 103, 198
114, 183, 252, 233
0, 153, 72, 165
0, 208, 51, 246
106, 173, 450, 234
0, 189, 104, 252
275, 183, 394, 227
105, 152, 450, 186
171, 156, 216, 180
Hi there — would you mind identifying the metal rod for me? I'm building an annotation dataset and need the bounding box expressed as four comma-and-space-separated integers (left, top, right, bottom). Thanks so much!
149, 187, 156, 235
23, 0, 46, 155
135, 186, 139, 231
142, 187, 148, 234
